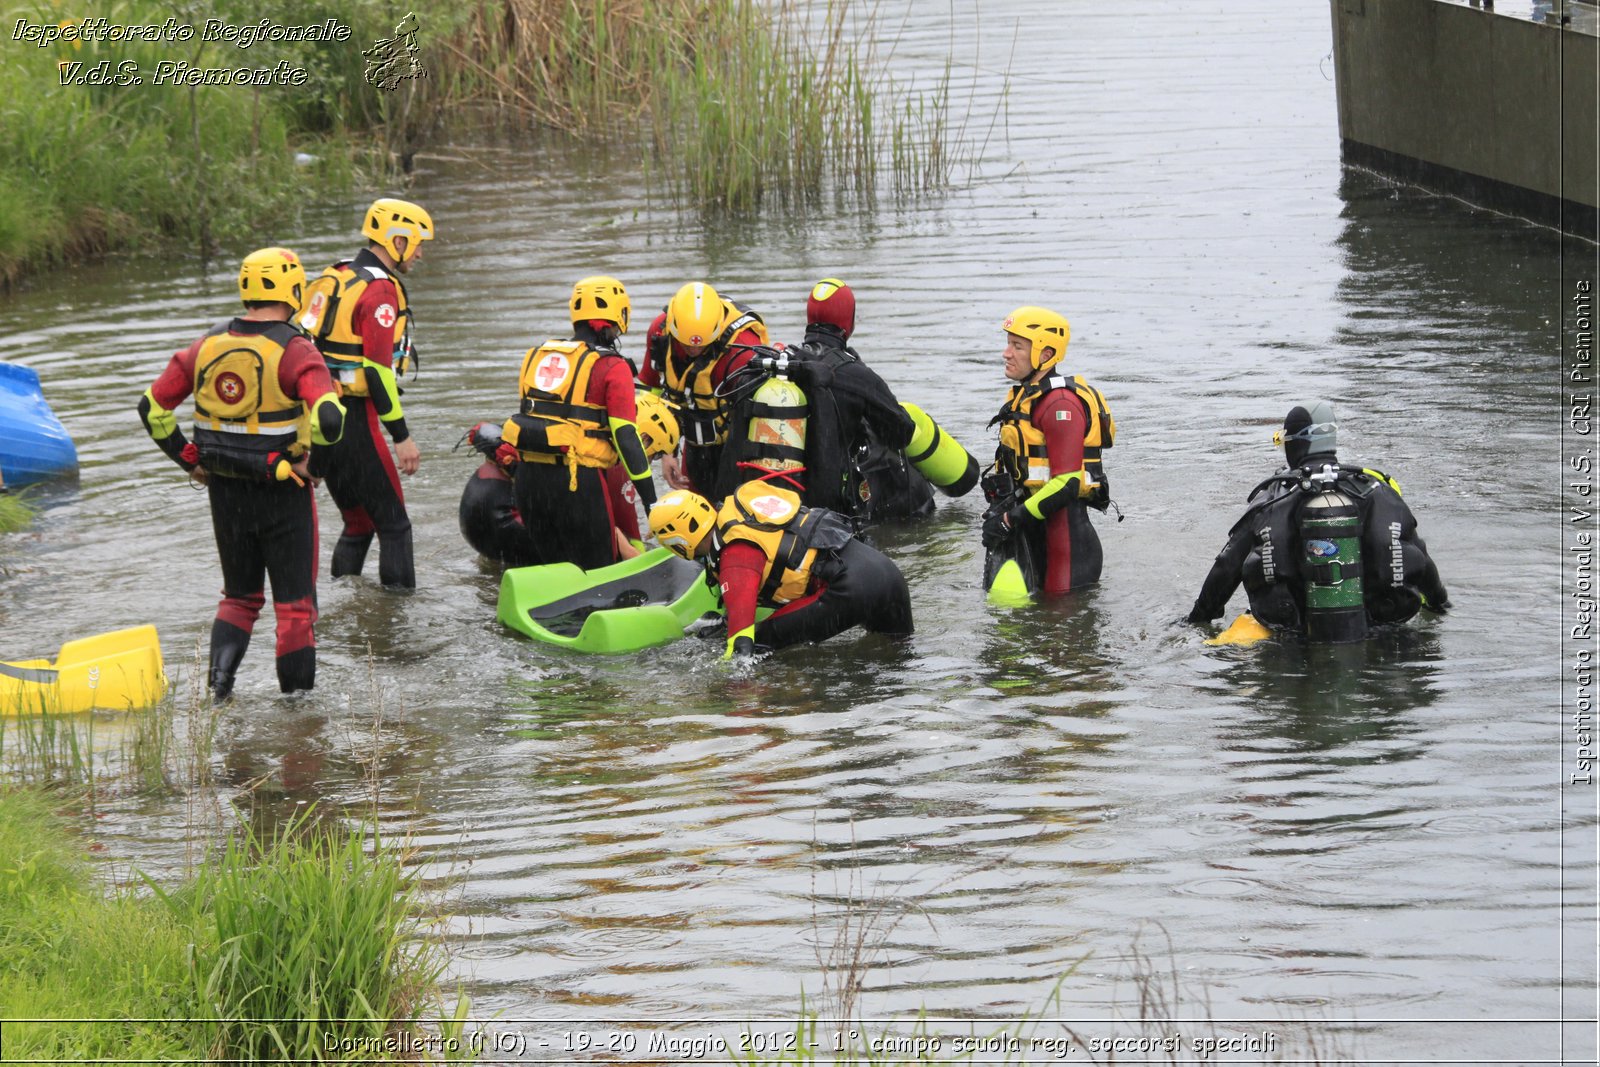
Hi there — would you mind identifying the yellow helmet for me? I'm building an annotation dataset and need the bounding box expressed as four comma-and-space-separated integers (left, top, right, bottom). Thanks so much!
649, 490, 716, 559
570, 275, 630, 334
1001, 306, 1071, 372
665, 282, 724, 348
362, 197, 434, 263
634, 391, 681, 458
238, 247, 307, 311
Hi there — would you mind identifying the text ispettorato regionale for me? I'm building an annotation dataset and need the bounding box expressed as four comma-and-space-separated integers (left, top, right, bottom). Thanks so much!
11, 17, 352, 50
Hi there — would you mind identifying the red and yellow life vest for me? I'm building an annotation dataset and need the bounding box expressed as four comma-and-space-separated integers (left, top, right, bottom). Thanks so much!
501, 340, 618, 478
191, 320, 309, 478
994, 373, 1114, 495
657, 301, 768, 447
298, 260, 412, 397
712, 482, 825, 605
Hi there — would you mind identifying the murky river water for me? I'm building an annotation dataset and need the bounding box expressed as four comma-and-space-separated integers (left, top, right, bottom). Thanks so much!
2, 0, 1595, 1061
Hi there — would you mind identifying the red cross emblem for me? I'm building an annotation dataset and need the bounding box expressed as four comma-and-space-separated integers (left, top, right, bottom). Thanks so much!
216, 371, 246, 404
374, 303, 397, 329
534, 353, 569, 391
299, 291, 326, 329
749, 494, 792, 521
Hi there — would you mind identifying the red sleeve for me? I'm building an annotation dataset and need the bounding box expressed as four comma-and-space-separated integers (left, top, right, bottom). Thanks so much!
1034, 389, 1087, 475
637, 312, 668, 388
718, 540, 767, 637
278, 336, 338, 405
588, 355, 638, 421
149, 339, 202, 409
711, 327, 762, 386
352, 277, 401, 365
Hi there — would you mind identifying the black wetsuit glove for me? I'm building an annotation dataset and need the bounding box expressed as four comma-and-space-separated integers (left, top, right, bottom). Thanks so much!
981, 509, 1010, 549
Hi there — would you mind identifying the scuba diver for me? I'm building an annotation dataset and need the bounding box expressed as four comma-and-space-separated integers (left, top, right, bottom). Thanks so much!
138, 248, 345, 698
459, 392, 678, 566
1187, 401, 1451, 642
981, 306, 1116, 599
499, 276, 661, 570
300, 197, 434, 589
714, 278, 979, 523
648, 484, 913, 661
638, 281, 769, 495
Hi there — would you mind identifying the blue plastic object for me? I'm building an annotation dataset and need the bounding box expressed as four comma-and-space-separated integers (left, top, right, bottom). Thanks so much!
0, 362, 77, 487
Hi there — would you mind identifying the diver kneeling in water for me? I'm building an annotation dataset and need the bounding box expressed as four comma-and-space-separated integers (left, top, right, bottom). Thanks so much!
648, 484, 913, 661
1186, 401, 1450, 642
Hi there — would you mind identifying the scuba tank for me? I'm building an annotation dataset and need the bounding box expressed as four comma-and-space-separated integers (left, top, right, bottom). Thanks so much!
1300, 484, 1366, 643
745, 375, 808, 475
901, 402, 980, 497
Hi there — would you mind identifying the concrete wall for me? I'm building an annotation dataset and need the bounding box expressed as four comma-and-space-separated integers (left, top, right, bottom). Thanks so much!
1330, 0, 1597, 231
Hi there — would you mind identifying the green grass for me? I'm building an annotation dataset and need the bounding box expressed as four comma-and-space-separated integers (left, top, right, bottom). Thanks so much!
0, 787, 469, 1062
0, 490, 34, 533
0, 788, 201, 1061
0, 0, 384, 288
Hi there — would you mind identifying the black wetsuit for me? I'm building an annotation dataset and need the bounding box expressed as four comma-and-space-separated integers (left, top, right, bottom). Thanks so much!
513, 462, 618, 570
459, 462, 539, 566
326, 393, 413, 587
1187, 453, 1450, 632
755, 539, 915, 649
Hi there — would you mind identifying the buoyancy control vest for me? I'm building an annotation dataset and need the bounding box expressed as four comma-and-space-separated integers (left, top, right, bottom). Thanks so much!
711, 482, 854, 605
502, 340, 619, 473
992, 373, 1115, 509
191, 320, 309, 479
299, 257, 412, 396
653, 301, 768, 447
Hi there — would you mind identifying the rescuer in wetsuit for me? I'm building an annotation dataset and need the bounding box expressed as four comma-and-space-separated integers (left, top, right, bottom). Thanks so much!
138, 248, 345, 698
792, 279, 936, 522
638, 281, 768, 496
982, 306, 1116, 597
648, 485, 913, 661
300, 197, 434, 589
499, 276, 660, 570
1186, 401, 1451, 641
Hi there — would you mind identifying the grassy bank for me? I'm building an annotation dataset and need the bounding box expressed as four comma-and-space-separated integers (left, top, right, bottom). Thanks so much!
0, 0, 389, 288
0, 786, 467, 1062
1, 0, 973, 288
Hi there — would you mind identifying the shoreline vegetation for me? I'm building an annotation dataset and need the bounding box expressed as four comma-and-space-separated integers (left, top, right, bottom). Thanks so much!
0, 788, 469, 1063
0, 684, 472, 1063
0, 0, 980, 291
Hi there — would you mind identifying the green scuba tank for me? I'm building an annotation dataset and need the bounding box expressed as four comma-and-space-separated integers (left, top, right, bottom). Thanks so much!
1300, 488, 1366, 643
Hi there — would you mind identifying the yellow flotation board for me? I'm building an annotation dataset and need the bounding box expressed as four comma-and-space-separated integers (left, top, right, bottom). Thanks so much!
1205, 613, 1272, 647
0, 625, 167, 716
